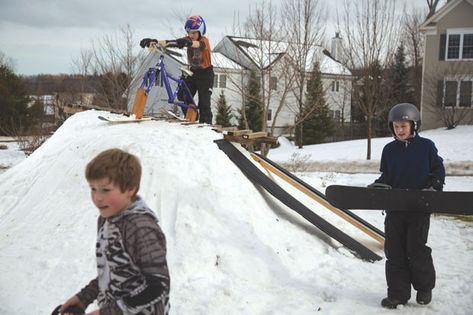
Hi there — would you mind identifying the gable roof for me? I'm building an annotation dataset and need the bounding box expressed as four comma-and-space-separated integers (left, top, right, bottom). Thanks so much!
214, 35, 351, 76
421, 0, 473, 30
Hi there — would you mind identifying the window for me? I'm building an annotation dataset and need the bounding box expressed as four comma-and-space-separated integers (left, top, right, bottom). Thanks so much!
446, 28, 473, 60
331, 80, 339, 92
220, 75, 227, 88
460, 81, 472, 107
464, 34, 473, 59
213, 74, 227, 89
444, 81, 458, 107
440, 78, 473, 108
267, 109, 272, 121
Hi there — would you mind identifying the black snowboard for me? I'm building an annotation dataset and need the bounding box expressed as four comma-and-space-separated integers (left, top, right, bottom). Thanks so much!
325, 185, 473, 215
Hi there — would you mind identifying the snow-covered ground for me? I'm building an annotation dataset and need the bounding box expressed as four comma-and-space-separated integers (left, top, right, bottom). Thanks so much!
0, 139, 26, 174
0, 110, 471, 314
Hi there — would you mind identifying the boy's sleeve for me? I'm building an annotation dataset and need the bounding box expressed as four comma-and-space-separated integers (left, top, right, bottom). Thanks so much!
166, 37, 192, 48
100, 214, 170, 315
373, 147, 389, 185
428, 142, 445, 190
75, 277, 99, 309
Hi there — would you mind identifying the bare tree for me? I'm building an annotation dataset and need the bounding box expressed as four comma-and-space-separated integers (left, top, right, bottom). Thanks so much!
338, 0, 400, 160
71, 24, 145, 110
426, 0, 440, 19
282, 0, 326, 148
403, 7, 427, 107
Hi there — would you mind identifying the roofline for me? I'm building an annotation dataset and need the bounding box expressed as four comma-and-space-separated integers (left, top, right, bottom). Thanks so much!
226, 36, 260, 70
421, 0, 473, 30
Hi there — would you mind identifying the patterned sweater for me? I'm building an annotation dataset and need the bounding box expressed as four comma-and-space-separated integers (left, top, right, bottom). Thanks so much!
76, 196, 170, 315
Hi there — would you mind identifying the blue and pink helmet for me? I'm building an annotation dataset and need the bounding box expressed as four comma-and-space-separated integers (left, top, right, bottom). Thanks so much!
184, 15, 206, 35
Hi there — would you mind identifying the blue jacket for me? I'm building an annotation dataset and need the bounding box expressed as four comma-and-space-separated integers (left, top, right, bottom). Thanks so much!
375, 134, 445, 190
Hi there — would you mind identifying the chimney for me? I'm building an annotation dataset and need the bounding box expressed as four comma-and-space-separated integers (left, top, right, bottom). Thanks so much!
331, 32, 342, 60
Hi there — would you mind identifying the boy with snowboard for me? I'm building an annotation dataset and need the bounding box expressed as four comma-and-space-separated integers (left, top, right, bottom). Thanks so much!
371, 103, 445, 309
140, 15, 214, 124
57, 148, 170, 315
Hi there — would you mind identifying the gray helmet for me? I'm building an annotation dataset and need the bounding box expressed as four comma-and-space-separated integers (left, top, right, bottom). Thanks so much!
388, 103, 420, 135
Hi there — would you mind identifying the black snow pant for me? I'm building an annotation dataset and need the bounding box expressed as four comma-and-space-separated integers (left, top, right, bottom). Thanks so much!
384, 211, 435, 302
183, 68, 214, 124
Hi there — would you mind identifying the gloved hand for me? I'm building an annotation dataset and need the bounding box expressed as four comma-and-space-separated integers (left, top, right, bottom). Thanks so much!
139, 38, 158, 48
430, 176, 444, 191
176, 37, 192, 48
367, 182, 392, 189
51, 304, 85, 315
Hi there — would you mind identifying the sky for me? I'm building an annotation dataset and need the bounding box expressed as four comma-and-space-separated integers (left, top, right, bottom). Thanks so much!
0, 0, 445, 76
0, 110, 472, 314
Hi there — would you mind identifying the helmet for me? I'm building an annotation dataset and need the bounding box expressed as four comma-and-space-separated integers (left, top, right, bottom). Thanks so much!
388, 103, 421, 135
184, 15, 206, 35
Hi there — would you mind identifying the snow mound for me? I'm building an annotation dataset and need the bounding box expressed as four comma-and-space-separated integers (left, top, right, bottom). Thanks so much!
0, 110, 472, 315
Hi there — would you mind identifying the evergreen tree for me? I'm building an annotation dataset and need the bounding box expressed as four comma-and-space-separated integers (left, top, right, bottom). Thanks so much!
0, 61, 29, 135
299, 62, 333, 145
239, 70, 263, 131
215, 91, 234, 127
388, 43, 413, 106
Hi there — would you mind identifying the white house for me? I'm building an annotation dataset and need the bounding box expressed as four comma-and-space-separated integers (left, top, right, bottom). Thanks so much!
213, 35, 353, 136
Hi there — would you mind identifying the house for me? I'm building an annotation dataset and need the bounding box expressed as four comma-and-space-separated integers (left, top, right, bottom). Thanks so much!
420, 0, 473, 129
213, 35, 353, 136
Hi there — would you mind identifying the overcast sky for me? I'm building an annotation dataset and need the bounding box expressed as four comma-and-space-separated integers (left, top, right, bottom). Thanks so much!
0, 0, 443, 76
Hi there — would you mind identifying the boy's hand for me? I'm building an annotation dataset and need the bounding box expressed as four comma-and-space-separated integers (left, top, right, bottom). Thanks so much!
139, 38, 158, 48
58, 295, 85, 314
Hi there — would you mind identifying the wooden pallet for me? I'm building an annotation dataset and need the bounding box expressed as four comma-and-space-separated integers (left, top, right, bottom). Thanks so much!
223, 130, 277, 145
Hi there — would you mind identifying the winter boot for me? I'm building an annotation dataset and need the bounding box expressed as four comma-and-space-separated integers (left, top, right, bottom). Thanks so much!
381, 297, 407, 309
416, 291, 432, 305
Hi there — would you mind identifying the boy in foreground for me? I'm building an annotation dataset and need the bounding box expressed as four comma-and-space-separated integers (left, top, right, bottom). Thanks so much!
58, 148, 170, 315
371, 103, 445, 309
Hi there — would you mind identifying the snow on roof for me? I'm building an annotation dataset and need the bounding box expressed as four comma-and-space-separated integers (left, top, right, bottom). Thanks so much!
212, 51, 242, 70
227, 36, 351, 76
305, 46, 352, 76
230, 37, 287, 69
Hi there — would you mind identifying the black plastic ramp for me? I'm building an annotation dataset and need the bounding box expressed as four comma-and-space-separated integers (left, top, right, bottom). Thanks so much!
215, 140, 382, 262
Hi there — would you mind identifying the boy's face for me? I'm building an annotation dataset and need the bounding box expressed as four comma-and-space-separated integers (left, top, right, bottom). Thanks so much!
393, 121, 412, 141
88, 178, 136, 218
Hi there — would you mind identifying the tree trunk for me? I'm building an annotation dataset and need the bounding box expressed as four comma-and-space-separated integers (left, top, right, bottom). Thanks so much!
366, 114, 372, 160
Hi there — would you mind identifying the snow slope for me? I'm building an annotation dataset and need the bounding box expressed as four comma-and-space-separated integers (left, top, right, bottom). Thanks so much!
0, 111, 472, 314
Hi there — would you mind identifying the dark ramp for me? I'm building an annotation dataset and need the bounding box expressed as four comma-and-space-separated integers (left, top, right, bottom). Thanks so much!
215, 140, 382, 262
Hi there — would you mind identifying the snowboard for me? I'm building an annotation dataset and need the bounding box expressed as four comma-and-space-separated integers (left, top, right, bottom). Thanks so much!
98, 115, 153, 123
325, 185, 473, 215
162, 110, 187, 121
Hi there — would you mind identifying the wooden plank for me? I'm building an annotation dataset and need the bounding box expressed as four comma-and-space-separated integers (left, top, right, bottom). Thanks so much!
242, 131, 268, 139
250, 153, 385, 246
226, 129, 252, 136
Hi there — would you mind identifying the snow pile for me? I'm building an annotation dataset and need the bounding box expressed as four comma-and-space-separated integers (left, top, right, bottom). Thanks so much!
0, 110, 472, 314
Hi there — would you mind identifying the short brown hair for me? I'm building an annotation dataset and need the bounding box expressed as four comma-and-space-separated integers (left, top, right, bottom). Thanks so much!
85, 148, 141, 196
